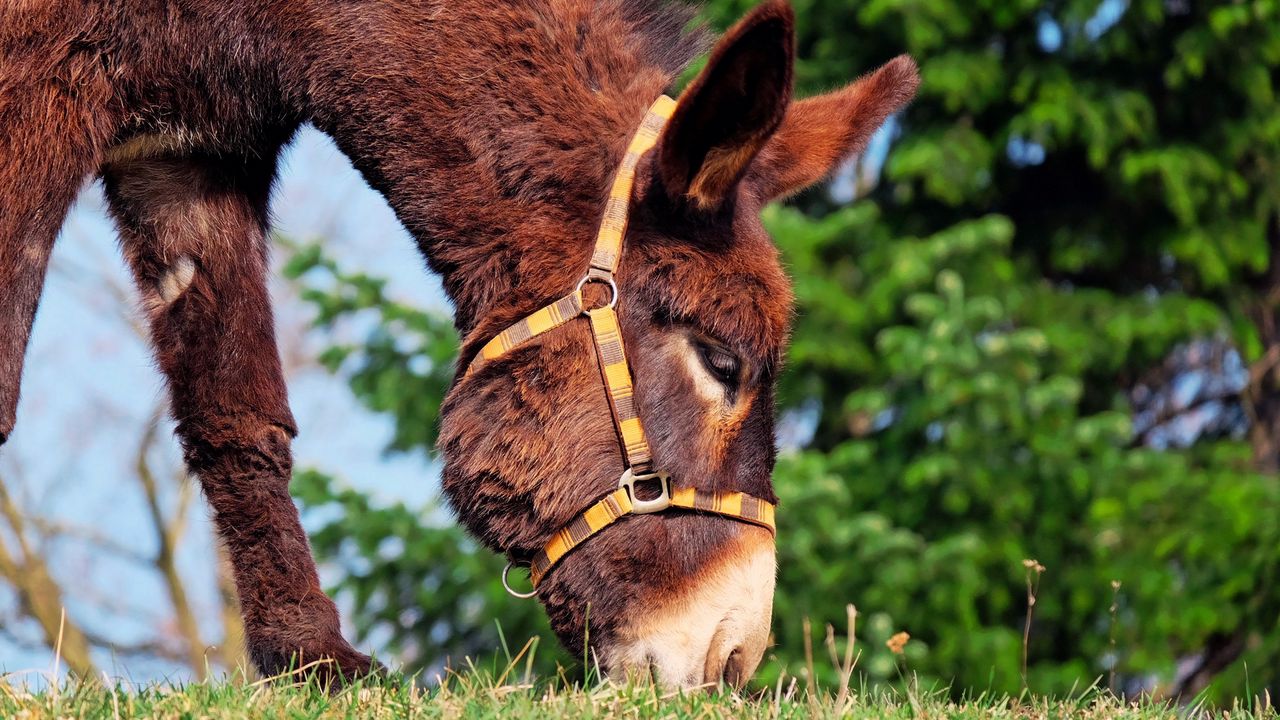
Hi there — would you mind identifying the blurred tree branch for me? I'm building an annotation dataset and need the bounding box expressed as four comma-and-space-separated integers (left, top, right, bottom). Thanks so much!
215, 546, 247, 676
134, 408, 207, 679
0, 477, 96, 677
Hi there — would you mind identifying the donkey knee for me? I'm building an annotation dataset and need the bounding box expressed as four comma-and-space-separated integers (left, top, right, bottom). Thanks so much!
174, 414, 297, 486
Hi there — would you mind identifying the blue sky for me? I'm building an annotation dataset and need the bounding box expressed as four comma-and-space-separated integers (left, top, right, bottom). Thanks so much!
0, 127, 451, 682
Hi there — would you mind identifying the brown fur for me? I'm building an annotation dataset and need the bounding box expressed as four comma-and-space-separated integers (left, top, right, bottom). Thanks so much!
0, 0, 917, 683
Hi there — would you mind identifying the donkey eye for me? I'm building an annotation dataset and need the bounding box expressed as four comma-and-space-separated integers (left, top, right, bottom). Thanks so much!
696, 342, 740, 386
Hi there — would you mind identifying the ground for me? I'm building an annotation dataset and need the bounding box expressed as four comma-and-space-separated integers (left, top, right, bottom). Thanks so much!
1, 669, 1275, 720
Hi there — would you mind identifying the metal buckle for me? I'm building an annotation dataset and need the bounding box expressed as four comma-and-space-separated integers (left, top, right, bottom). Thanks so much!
502, 560, 537, 599
618, 468, 671, 514
576, 272, 618, 310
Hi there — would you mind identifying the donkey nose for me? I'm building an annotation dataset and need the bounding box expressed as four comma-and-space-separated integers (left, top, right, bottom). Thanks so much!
604, 526, 775, 689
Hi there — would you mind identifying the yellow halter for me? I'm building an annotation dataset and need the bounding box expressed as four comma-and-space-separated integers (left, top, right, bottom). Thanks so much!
464, 96, 777, 596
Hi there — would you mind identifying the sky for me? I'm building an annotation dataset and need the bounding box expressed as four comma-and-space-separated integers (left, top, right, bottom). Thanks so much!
0, 127, 451, 683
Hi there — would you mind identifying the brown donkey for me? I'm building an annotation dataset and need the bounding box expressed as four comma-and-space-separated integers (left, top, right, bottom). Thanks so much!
0, 0, 916, 688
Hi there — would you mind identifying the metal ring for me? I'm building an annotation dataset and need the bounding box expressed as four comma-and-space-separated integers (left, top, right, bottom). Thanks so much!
502, 561, 538, 599
575, 273, 618, 310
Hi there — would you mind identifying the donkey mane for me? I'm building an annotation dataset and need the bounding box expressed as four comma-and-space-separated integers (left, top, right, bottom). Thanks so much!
476, 1, 705, 206
306, 0, 709, 333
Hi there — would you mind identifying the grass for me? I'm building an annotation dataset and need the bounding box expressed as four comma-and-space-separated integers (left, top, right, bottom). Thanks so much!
1, 612, 1275, 719
1, 666, 1276, 719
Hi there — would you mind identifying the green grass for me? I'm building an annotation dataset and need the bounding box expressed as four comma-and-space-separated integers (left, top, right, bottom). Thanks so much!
1, 634, 1274, 719
1, 667, 1276, 719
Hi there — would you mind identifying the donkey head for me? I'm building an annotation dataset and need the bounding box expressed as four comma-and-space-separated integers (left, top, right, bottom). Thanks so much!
439, 1, 918, 688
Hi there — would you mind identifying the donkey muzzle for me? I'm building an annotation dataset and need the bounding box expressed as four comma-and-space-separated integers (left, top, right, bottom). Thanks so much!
603, 525, 776, 689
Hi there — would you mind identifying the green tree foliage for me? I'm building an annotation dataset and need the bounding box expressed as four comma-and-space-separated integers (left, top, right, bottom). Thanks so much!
764, 204, 1274, 695
286, 0, 1280, 701
282, 249, 566, 675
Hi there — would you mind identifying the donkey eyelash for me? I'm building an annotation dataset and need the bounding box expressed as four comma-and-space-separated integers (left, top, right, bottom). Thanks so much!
696, 341, 741, 387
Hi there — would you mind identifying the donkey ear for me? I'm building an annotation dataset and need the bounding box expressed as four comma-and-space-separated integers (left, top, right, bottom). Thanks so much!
656, 0, 794, 211
747, 55, 920, 201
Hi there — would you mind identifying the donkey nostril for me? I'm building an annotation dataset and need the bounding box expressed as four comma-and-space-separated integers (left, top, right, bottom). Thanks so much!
721, 647, 748, 688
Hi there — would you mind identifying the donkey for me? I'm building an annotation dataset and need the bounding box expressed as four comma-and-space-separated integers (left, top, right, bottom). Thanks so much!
0, 0, 917, 688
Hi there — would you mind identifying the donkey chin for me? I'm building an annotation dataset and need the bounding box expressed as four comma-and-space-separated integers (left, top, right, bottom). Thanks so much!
599, 527, 777, 689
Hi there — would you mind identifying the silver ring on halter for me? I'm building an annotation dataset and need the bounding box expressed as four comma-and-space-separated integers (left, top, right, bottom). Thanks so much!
575, 272, 618, 310
502, 560, 537, 599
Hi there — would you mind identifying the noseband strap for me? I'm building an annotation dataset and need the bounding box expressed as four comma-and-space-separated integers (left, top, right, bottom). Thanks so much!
530, 481, 776, 587
465, 95, 777, 593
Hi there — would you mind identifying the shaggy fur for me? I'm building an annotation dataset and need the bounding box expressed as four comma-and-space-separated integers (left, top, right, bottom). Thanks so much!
0, 0, 917, 683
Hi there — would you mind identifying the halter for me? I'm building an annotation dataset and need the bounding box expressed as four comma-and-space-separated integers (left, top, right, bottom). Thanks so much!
463, 95, 777, 598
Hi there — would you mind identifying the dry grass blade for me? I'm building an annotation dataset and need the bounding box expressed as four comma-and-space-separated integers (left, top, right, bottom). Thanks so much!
834, 604, 859, 712
1021, 558, 1045, 690
802, 616, 815, 699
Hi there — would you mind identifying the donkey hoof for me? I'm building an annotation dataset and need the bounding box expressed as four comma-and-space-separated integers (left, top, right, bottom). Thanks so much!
250, 639, 384, 688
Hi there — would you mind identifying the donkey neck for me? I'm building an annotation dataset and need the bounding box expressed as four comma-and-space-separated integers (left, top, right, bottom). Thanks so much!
289, 0, 702, 333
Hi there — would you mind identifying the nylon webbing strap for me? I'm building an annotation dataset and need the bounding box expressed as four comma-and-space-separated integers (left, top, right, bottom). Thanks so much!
466, 291, 584, 376
530, 488, 633, 585
529, 486, 777, 586
588, 306, 653, 473
575, 95, 677, 472
590, 95, 677, 274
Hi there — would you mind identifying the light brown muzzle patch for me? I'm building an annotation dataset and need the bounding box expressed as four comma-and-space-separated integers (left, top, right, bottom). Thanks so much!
601, 525, 775, 689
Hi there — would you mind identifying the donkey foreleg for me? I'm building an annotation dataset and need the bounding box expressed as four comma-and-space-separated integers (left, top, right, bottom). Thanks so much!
0, 163, 67, 447
102, 153, 375, 684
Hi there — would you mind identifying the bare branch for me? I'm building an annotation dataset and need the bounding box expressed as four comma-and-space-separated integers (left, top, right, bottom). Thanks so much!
24, 516, 154, 566
0, 476, 98, 677
79, 628, 189, 664
134, 410, 208, 679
